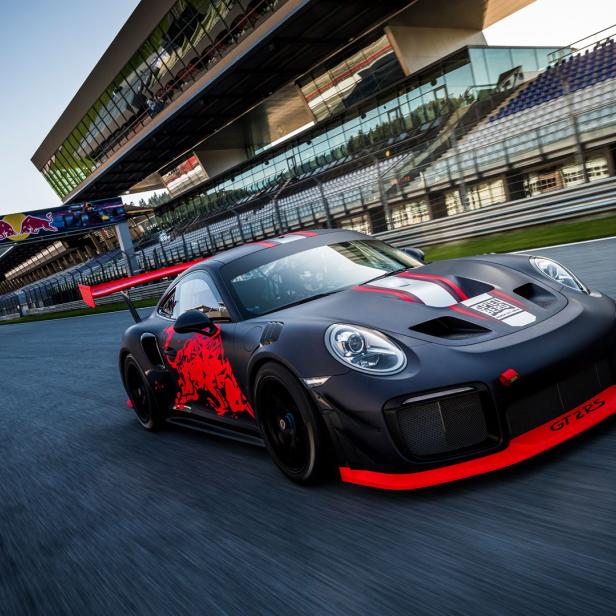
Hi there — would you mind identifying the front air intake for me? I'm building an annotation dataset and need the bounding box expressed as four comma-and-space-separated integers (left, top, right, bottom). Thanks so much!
506, 358, 614, 437
384, 387, 501, 461
398, 392, 488, 457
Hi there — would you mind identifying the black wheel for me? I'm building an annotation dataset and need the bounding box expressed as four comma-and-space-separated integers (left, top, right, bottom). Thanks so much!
123, 354, 165, 431
254, 362, 334, 484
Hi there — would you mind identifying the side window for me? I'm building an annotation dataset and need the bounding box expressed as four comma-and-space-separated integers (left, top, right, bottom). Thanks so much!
173, 274, 230, 320
158, 289, 176, 318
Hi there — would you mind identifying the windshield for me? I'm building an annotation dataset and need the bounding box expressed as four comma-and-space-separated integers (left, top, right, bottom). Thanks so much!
227, 240, 421, 317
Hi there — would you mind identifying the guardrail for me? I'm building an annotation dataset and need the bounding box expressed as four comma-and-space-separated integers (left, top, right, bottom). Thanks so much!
0, 313, 20, 322
0, 281, 170, 320
375, 176, 616, 247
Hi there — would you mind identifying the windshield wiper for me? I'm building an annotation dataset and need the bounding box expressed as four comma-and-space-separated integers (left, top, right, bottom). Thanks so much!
262, 290, 339, 315
365, 267, 409, 285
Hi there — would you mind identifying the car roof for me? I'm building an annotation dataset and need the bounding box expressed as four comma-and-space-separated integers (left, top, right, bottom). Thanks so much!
187, 228, 370, 275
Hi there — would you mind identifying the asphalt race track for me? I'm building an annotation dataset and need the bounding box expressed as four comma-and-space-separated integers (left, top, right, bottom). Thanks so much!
1, 239, 615, 616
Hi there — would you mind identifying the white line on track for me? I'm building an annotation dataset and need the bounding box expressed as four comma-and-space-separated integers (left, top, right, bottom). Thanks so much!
514, 235, 616, 253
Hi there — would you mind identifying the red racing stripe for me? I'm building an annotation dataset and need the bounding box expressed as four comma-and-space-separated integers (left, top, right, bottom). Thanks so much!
450, 305, 489, 321
251, 241, 278, 248
353, 285, 422, 303
286, 230, 318, 237
491, 289, 525, 307
398, 272, 468, 301
340, 384, 616, 490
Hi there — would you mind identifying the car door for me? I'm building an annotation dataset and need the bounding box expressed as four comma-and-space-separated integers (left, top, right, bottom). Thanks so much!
157, 271, 255, 425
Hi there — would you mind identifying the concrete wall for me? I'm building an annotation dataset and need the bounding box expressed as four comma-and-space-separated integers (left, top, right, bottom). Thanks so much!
195, 148, 248, 180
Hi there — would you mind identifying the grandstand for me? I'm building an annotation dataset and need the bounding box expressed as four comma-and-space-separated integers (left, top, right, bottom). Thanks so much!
2, 3, 616, 319
493, 39, 616, 121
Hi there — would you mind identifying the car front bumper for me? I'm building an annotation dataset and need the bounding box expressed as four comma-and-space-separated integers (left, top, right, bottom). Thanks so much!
310, 294, 616, 489
338, 384, 616, 489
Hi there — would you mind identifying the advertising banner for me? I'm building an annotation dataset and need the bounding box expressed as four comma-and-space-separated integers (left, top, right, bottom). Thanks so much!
0, 198, 126, 244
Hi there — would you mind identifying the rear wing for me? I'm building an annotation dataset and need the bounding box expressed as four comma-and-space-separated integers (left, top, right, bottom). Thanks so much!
78, 258, 206, 320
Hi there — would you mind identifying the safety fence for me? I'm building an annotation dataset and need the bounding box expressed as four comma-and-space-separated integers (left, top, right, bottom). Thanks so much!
0, 280, 170, 321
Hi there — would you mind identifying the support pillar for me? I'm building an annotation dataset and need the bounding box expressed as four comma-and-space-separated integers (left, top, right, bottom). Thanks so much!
15, 290, 27, 316
114, 221, 139, 275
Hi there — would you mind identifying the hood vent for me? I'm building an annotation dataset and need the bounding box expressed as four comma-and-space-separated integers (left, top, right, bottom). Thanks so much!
514, 283, 556, 308
411, 316, 491, 340
455, 277, 493, 298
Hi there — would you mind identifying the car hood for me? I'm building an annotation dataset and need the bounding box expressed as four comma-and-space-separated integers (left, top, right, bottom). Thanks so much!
267, 257, 568, 346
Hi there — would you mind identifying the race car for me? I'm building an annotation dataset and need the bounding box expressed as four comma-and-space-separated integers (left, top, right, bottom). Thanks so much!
79, 229, 616, 489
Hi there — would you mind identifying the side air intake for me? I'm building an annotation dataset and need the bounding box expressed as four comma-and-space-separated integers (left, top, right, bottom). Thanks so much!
411, 316, 490, 340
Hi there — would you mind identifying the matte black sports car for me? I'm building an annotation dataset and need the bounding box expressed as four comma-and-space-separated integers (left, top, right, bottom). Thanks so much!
80, 229, 616, 489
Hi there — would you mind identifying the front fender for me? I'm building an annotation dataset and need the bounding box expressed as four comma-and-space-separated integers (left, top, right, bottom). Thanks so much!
234, 319, 349, 399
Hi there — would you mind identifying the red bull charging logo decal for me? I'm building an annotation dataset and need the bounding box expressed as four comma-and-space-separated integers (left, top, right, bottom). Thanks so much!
163, 326, 255, 418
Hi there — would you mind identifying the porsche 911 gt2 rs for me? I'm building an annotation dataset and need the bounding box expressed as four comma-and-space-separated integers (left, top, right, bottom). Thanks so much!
79, 229, 616, 489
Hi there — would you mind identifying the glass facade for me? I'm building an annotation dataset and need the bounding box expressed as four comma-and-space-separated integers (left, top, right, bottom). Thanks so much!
156, 45, 560, 230
298, 33, 405, 122
161, 154, 209, 195
469, 47, 548, 85
445, 178, 506, 216
524, 155, 609, 196
391, 199, 430, 228
42, 0, 286, 199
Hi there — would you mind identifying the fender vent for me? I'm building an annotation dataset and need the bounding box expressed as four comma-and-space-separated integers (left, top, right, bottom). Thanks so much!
260, 321, 283, 345
411, 316, 490, 340
141, 333, 164, 367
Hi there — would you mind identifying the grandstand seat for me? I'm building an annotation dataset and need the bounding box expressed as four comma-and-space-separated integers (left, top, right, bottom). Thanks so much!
491, 38, 616, 122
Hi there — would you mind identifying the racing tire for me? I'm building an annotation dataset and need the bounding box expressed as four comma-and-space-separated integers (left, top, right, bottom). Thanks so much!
123, 354, 166, 431
254, 362, 334, 485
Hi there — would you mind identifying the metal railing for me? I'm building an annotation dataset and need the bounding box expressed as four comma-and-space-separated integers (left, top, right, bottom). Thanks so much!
548, 24, 616, 63
376, 176, 616, 247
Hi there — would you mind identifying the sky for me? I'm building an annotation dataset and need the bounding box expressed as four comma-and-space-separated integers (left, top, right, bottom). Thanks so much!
0, 0, 615, 216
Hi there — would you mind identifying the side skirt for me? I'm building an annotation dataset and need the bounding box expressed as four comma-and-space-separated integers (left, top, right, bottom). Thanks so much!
166, 416, 265, 447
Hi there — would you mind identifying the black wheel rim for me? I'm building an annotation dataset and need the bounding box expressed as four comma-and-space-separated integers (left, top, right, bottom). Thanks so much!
261, 384, 309, 473
126, 364, 151, 424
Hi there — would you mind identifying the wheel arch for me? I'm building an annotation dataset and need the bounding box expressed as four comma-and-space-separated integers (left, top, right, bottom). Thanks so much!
248, 353, 301, 406
118, 347, 130, 388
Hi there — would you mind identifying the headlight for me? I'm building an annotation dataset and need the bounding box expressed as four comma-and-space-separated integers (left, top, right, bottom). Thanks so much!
325, 324, 407, 375
530, 257, 589, 293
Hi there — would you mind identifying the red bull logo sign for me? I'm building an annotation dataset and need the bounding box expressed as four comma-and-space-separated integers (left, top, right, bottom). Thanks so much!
0, 213, 57, 242
0, 198, 126, 244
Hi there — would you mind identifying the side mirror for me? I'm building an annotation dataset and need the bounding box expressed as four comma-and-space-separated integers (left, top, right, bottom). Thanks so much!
402, 247, 425, 263
174, 309, 217, 335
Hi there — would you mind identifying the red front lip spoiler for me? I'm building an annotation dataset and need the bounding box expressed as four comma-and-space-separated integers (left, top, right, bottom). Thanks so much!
340, 384, 616, 490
